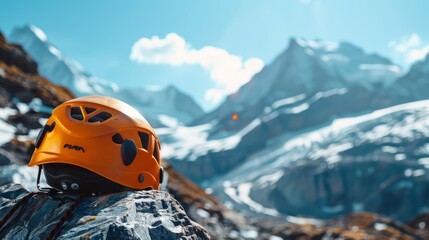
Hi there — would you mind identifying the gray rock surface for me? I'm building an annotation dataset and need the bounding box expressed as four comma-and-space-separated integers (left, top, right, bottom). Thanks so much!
0, 183, 210, 240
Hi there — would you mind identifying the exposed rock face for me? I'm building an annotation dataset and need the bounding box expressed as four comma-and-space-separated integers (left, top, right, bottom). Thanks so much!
0, 32, 74, 108
165, 39, 429, 190
210, 100, 429, 222
0, 183, 210, 240
271, 160, 429, 222
163, 162, 251, 239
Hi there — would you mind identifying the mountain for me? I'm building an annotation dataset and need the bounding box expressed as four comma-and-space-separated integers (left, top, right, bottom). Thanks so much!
161, 38, 429, 223
9, 25, 118, 96
165, 38, 408, 182
8, 25, 204, 127
193, 38, 402, 128
390, 54, 429, 101
3, 30, 429, 239
210, 99, 429, 222
116, 85, 204, 127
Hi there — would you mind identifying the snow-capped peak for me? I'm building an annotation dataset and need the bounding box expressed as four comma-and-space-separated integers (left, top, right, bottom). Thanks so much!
9, 25, 119, 96
295, 38, 340, 52
28, 25, 47, 42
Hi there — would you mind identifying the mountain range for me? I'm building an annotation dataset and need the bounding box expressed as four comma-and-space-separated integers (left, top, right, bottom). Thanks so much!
8, 25, 204, 127
6, 24, 429, 224
159, 37, 429, 222
165, 37, 429, 183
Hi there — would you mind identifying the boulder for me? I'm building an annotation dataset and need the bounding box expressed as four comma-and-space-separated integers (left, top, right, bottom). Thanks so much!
0, 183, 210, 240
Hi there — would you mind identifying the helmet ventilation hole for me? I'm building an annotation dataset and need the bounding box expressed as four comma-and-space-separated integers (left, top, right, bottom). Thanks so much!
138, 174, 144, 183
153, 143, 159, 161
121, 139, 137, 166
70, 107, 84, 120
88, 111, 112, 123
112, 133, 124, 144
138, 132, 149, 150
85, 107, 96, 114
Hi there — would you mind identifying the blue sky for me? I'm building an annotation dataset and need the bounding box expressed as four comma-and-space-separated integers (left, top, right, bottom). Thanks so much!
1, 0, 429, 110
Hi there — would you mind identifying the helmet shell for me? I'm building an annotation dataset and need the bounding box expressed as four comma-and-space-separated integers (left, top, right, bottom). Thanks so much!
28, 96, 162, 190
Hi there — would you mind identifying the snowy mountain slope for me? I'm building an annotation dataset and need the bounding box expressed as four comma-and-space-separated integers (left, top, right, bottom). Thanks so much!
164, 38, 429, 184
8, 25, 204, 126
390, 54, 429, 101
209, 100, 429, 222
165, 83, 407, 182
9, 25, 119, 96
116, 85, 204, 127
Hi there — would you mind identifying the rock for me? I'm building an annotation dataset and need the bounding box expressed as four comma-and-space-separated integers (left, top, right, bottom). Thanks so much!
271, 160, 429, 222
0, 31, 74, 108
1, 138, 35, 165
163, 162, 248, 239
258, 212, 428, 239
0, 183, 210, 240
0, 33, 38, 75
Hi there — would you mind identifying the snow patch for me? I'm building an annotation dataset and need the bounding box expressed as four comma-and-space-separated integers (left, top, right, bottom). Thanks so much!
359, 64, 402, 73
374, 223, 388, 231
162, 118, 261, 161
240, 229, 258, 239
158, 115, 179, 128
321, 54, 350, 63
271, 94, 306, 109
48, 46, 62, 57
296, 38, 339, 51
331, 100, 429, 130
0, 121, 15, 145
16, 102, 30, 114
0, 68, 5, 77
29, 25, 47, 41
395, 154, 406, 161
196, 209, 210, 218
381, 146, 398, 154
236, 183, 279, 216
12, 166, 39, 191
256, 171, 284, 187
29, 98, 53, 114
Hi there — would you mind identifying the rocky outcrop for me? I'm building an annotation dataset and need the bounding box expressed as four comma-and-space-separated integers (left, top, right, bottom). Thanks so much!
163, 162, 251, 239
0, 183, 210, 239
0, 32, 74, 108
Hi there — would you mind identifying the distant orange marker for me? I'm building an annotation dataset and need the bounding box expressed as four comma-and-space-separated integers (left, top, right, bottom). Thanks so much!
232, 113, 239, 121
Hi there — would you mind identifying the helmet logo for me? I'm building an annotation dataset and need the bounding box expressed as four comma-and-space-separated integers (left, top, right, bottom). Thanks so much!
64, 144, 85, 153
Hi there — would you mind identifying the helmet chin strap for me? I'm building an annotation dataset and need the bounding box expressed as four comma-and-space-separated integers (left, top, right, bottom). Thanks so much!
37, 166, 59, 195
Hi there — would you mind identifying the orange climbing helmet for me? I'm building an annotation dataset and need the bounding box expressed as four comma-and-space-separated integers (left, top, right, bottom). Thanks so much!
28, 96, 163, 194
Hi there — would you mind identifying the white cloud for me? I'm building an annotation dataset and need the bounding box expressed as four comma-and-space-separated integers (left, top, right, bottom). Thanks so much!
389, 33, 429, 63
130, 33, 264, 106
